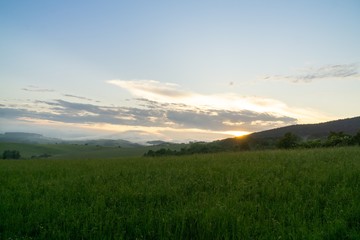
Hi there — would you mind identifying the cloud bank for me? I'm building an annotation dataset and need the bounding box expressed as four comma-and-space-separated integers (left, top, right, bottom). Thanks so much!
107, 79, 327, 123
0, 80, 331, 141
0, 97, 296, 134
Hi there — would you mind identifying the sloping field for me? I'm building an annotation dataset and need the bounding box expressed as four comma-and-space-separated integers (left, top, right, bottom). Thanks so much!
0, 142, 185, 159
1, 147, 360, 239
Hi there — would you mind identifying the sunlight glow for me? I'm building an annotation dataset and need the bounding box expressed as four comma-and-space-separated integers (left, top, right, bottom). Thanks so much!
223, 131, 251, 137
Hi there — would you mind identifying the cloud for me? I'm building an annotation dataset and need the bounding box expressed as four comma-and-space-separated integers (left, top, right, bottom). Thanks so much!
107, 80, 192, 101
0, 79, 332, 141
166, 108, 296, 132
263, 63, 359, 83
107, 79, 328, 124
63, 94, 99, 102
0, 96, 298, 137
21, 85, 54, 92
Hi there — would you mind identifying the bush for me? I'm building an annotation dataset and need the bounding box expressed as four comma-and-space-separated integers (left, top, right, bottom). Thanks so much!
299, 139, 323, 148
325, 131, 354, 147
277, 132, 299, 149
2, 150, 21, 159
353, 130, 360, 146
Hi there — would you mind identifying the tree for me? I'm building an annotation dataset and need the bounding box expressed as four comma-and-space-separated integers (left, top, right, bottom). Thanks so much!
144, 150, 155, 157
299, 139, 322, 148
353, 130, 360, 146
325, 131, 353, 147
2, 150, 21, 159
277, 132, 299, 149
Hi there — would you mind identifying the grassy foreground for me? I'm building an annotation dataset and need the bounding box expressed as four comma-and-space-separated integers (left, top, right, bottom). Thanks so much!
1, 147, 360, 239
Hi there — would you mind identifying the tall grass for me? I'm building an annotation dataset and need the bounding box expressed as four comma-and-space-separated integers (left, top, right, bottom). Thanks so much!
1, 147, 360, 239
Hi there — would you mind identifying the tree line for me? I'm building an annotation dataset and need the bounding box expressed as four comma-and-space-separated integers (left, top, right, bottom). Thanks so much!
277, 131, 360, 149
1, 150, 52, 160
144, 130, 360, 157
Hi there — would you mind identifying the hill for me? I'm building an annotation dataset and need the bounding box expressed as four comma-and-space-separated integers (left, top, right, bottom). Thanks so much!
0, 132, 60, 144
249, 116, 360, 140
66, 139, 142, 148
185, 116, 360, 153
0, 132, 142, 147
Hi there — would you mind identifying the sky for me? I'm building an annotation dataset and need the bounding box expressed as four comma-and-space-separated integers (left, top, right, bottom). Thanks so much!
1, 0, 359, 142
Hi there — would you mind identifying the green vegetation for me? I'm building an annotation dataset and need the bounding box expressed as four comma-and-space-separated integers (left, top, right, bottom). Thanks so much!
2, 150, 21, 159
275, 131, 360, 150
144, 130, 360, 156
277, 132, 300, 149
0, 142, 187, 159
1, 147, 360, 239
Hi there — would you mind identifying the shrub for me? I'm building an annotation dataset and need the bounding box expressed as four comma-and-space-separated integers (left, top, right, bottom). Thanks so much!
277, 132, 299, 149
2, 150, 21, 159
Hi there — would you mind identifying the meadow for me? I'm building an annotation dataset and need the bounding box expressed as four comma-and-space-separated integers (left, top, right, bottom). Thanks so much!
1, 147, 360, 239
0, 142, 186, 159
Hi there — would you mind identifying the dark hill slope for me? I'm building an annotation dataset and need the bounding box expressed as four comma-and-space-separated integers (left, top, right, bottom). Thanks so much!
250, 116, 360, 140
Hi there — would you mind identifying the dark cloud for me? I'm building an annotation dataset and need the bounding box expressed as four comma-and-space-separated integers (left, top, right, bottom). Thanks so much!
0, 98, 297, 133
167, 109, 296, 131
264, 64, 359, 83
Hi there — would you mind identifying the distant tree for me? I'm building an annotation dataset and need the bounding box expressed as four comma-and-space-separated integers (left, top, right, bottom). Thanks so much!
144, 148, 178, 157
325, 131, 353, 147
239, 141, 251, 151
156, 148, 167, 155
352, 130, 360, 146
144, 150, 155, 157
2, 150, 21, 159
299, 139, 323, 149
277, 132, 299, 149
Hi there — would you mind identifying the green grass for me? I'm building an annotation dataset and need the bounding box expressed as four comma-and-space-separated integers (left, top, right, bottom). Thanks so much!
0, 142, 187, 159
1, 147, 360, 239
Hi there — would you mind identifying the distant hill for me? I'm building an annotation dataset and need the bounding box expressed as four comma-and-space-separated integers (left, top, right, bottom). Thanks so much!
202, 116, 360, 152
0, 132, 142, 147
249, 116, 360, 140
0, 132, 60, 144
68, 139, 142, 148
1, 116, 359, 154
146, 140, 172, 146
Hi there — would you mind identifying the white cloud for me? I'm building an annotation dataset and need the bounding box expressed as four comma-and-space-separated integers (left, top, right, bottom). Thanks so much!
107, 80, 191, 101
107, 79, 330, 124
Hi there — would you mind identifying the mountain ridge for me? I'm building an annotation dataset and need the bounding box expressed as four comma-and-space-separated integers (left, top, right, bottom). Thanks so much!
249, 116, 360, 140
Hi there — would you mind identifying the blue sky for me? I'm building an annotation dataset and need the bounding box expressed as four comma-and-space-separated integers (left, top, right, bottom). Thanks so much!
1, 0, 359, 142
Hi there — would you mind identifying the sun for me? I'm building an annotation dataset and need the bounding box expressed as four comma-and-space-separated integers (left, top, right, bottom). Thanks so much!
225, 131, 251, 137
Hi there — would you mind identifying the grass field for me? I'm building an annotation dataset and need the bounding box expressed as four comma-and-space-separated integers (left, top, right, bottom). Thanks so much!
1, 147, 360, 239
0, 142, 187, 159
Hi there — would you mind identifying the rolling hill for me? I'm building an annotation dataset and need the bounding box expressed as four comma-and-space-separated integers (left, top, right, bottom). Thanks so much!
249, 116, 360, 140
0, 132, 60, 144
